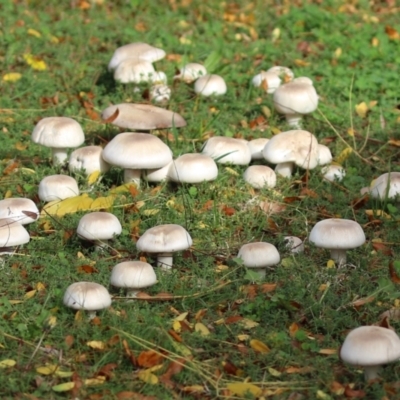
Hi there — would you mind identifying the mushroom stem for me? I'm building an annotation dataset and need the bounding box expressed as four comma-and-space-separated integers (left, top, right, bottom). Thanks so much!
364, 365, 381, 381
126, 289, 139, 298
330, 249, 347, 266
87, 310, 97, 320
93, 239, 108, 251
52, 148, 68, 165
251, 268, 266, 279
275, 162, 294, 178
156, 254, 173, 270
285, 113, 302, 128
124, 169, 141, 185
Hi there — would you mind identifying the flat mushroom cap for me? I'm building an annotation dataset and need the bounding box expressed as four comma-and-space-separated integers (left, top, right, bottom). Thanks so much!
101, 103, 186, 130
309, 218, 365, 250
238, 242, 280, 268
136, 224, 193, 253
69, 146, 110, 175
102, 132, 173, 169
168, 153, 218, 183
77, 212, 122, 241
38, 175, 80, 202
108, 42, 166, 71
0, 198, 39, 225
110, 261, 157, 289
63, 282, 112, 311
0, 218, 30, 247
31, 117, 85, 148
273, 77, 318, 115
340, 326, 400, 367
369, 172, 400, 200
202, 136, 251, 165
262, 130, 319, 170
194, 74, 227, 96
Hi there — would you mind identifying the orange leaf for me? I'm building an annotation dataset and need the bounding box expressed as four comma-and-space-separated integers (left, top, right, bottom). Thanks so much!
103, 108, 119, 123
168, 329, 183, 343
137, 350, 164, 368
289, 322, 299, 338
389, 261, 400, 284
224, 316, 243, 324
372, 242, 393, 256
77, 265, 99, 274
222, 205, 235, 216
385, 25, 400, 40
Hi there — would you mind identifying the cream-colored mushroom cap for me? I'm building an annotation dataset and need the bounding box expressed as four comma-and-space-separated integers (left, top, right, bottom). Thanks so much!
101, 103, 186, 130
247, 138, 270, 160
194, 74, 227, 96
38, 175, 80, 202
69, 146, 110, 175
0, 218, 30, 247
113, 60, 156, 84
108, 42, 166, 71
168, 154, 218, 183
174, 63, 207, 83
0, 198, 39, 225
368, 172, 400, 200
110, 261, 157, 289
77, 212, 122, 241
243, 165, 276, 189
322, 165, 346, 182
202, 136, 251, 165
238, 242, 280, 268
63, 282, 112, 311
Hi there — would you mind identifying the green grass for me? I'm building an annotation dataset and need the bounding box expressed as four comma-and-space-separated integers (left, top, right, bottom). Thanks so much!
1, 0, 400, 398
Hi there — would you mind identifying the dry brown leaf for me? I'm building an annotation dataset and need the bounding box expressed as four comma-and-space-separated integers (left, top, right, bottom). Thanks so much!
385, 25, 400, 40
137, 350, 164, 368
103, 108, 119, 123
389, 261, 400, 284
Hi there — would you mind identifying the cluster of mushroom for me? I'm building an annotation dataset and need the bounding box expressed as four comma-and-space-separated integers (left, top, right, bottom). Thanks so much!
63, 223, 192, 319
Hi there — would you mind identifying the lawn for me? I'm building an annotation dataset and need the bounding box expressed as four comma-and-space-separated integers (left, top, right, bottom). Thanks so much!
1, 0, 400, 398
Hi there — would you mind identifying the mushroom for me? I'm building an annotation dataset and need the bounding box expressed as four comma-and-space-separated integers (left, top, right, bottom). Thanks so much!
68, 146, 110, 176
247, 138, 270, 161
194, 74, 227, 96
77, 212, 122, 250
101, 103, 186, 131
0, 198, 39, 225
283, 236, 304, 253
143, 161, 173, 183
309, 218, 365, 266
238, 242, 280, 279
174, 63, 207, 83
252, 66, 294, 94
110, 261, 157, 297
202, 136, 251, 165
102, 132, 173, 185
167, 153, 218, 183
108, 42, 166, 71
366, 172, 400, 201
243, 165, 276, 189
262, 130, 319, 177
113, 59, 156, 84
63, 282, 112, 320
38, 175, 80, 202
317, 144, 333, 166
322, 164, 346, 182
136, 224, 193, 270
340, 326, 400, 381
0, 218, 30, 254
149, 84, 171, 103
31, 117, 85, 165
273, 77, 318, 128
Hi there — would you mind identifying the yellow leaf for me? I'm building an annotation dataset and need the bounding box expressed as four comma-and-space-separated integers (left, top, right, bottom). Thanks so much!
250, 339, 270, 353
237, 334, 250, 341
226, 382, 262, 397
86, 340, 105, 350
347, 128, 355, 137
355, 101, 369, 118
268, 367, 282, 377
240, 318, 259, 330
326, 259, 336, 268
8, 300, 23, 305
24, 290, 37, 299
23, 53, 47, 71
41, 194, 94, 217
174, 312, 189, 322
142, 209, 159, 216
14, 141, 27, 151
137, 369, 158, 385
87, 170, 101, 185
333, 47, 342, 58
225, 167, 239, 176
49, 35, 59, 43
318, 348, 337, 355
3, 73, 22, 82
170, 340, 192, 357
27, 28, 41, 38
371, 37, 379, 47
90, 195, 115, 210
20, 168, 36, 174
365, 209, 391, 219
270, 126, 281, 135
194, 322, 210, 336
110, 183, 137, 194
52, 382, 75, 392
55, 369, 74, 378
294, 59, 310, 67
0, 359, 16, 368
4, 190, 12, 199
36, 282, 46, 291
335, 147, 352, 164
84, 376, 106, 386
271, 27, 280, 43
37, 365, 58, 375
172, 320, 181, 332
46, 315, 57, 329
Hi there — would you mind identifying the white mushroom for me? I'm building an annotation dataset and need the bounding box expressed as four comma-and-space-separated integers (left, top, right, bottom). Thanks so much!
243, 165, 276, 189
0, 218, 30, 254
38, 175, 80, 202
69, 146, 110, 176
322, 165, 346, 182
174, 63, 207, 83
0, 198, 39, 225
194, 74, 227, 96
366, 172, 400, 201
113, 60, 156, 84
202, 137, 251, 165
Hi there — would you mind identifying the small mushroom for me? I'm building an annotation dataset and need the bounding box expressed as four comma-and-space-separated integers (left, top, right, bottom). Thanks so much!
0, 198, 39, 225
63, 282, 112, 320
340, 326, 400, 381
252, 66, 294, 94
202, 137, 251, 166
38, 175, 80, 202
194, 74, 227, 96
243, 165, 276, 189
0, 218, 30, 254
69, 146, 110, 176
322, 165, 346, 182
136, 224, 193, 270
174, 63, 207, 83
247, 138, 270, 161
113, 60, 156, 84
284, 236, 304, 254
110, 261, 157, 297
366, 172, 400, 201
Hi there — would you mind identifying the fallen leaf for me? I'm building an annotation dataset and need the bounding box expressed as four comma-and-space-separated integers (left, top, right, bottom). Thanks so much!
250, 339, 270, 353
84, 376, 106, 386
319, 348, 338, 355
52, 382, 75, 392
194, 322, 210, 336
389, 261, 400, 284
3, 73, 22, 82
88, 170, 101, 185
86, 341, 106, 350
385, 25, 400, 40
0, 359, 16, 368
226, 382, 262, 397
103, 108, 119, 123
355, 102, 369, 118
335, 147, 353, 164
137, 350, 164, 368
137, 369, 158, 385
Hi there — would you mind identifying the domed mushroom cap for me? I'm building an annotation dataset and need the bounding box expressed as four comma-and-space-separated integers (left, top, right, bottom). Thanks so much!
69, 146, 110, 175
31, 117, 85, 149
262, 130, 319, 170
322, 165, 346, 182
77, 212, 122, 241
318, 144, 333, 166
113, 60, 156, 84
101, 103, 186, 130
0, 198, 39, 225
168, 153, 218, 183
252, 67, 293, 94
238, 242, 280, 268
108, 42, 166, 71
273, 77, 318, 115
243, 165, 276, 189
340, 326, 400, 367
202, 136, 251, 165
102, 132, 172, 170
309, 218, 365, 250
110, 261, 157, 289
174, 63, 207, 83
247, 138, 269, 160
194, 74, 227, 96
368, 172, 400, 200
38, 175, 80, 202
0, 218, 30, 247
63, 282, 112, 311
136, 224, 193, 253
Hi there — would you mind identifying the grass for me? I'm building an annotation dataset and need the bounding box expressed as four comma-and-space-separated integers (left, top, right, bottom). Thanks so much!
1, 0, 400, 398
